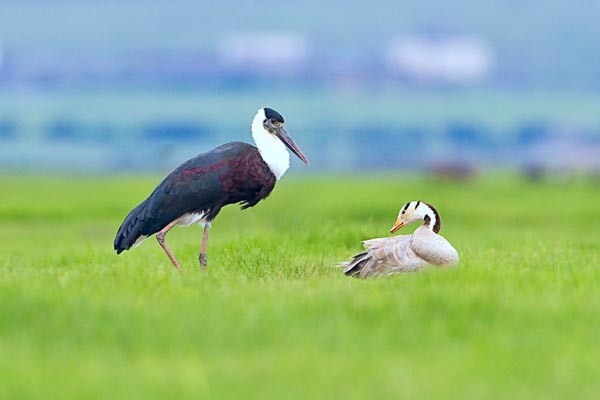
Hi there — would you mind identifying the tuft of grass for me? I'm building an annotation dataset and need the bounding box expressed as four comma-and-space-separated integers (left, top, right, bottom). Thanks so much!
1, 174, 599, 400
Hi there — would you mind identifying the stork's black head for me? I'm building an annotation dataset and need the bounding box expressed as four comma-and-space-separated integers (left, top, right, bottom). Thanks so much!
262, 107, 285, 134
264, 107, 284, 124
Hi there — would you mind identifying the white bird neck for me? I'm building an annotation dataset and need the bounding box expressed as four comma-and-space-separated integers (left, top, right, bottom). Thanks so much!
251, 110, 290, 180
418, 203, 441, 233
405, 201, 441, 233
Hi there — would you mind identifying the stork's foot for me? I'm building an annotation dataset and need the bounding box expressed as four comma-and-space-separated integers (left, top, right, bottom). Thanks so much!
199, 224, 209, 272
199, 254, 207, 271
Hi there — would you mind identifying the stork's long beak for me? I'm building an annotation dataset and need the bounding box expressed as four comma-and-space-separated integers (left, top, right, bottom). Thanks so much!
276, 127, 310, 165
390, 219, 404, 234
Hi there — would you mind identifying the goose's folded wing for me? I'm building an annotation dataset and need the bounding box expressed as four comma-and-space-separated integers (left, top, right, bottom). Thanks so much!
342, 235, 423, 278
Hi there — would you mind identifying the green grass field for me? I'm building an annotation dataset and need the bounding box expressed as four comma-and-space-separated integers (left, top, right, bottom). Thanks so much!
1, 174, 599, 399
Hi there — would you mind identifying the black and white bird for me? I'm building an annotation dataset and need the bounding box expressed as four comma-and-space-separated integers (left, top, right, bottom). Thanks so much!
114, 107, 310, 271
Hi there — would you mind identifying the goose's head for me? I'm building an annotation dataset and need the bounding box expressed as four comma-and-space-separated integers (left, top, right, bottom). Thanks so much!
390, 201, 441, 234
251, 107, 310, 180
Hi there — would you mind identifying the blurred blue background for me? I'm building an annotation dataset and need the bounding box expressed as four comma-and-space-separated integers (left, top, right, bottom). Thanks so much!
1, 0, 599, 177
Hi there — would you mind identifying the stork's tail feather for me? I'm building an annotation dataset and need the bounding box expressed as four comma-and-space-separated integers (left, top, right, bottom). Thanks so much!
114, 200, 151, 254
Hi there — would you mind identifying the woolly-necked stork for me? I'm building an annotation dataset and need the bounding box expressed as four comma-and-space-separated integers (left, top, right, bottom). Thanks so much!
114, 107, 310, 271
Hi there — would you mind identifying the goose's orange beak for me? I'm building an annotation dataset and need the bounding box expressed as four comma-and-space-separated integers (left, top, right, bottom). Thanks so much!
390, 219, 404, 234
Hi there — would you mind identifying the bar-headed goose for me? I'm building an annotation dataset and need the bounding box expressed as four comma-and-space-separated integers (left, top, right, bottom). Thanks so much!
341, 201, 459, 278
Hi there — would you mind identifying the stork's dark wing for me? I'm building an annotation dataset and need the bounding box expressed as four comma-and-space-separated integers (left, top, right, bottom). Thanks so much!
114, 142, 274, 253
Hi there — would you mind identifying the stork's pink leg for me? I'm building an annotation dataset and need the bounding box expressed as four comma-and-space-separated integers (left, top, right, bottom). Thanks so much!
156, 220, 183, 272
199, 224, 210, 270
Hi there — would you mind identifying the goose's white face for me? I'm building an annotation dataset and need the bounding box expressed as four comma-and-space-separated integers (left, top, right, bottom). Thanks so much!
390, 201, 429, 233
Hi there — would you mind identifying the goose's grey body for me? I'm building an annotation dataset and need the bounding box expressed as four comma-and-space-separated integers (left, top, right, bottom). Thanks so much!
341, 201, 459, 278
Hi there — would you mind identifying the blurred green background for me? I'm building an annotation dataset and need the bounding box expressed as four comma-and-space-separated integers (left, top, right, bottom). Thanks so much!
1, 0, 599, 174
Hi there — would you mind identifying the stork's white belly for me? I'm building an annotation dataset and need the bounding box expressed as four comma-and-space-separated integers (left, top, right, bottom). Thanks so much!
177, 211, 209, 227
130, 212, 209, 249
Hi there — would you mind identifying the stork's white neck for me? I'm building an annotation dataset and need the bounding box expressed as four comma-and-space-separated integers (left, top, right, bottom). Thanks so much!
251, 109, 290, 180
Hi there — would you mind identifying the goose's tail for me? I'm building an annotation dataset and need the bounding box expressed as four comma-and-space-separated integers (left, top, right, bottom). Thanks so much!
338, 251, 371, 279
338, 238, 391, 278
